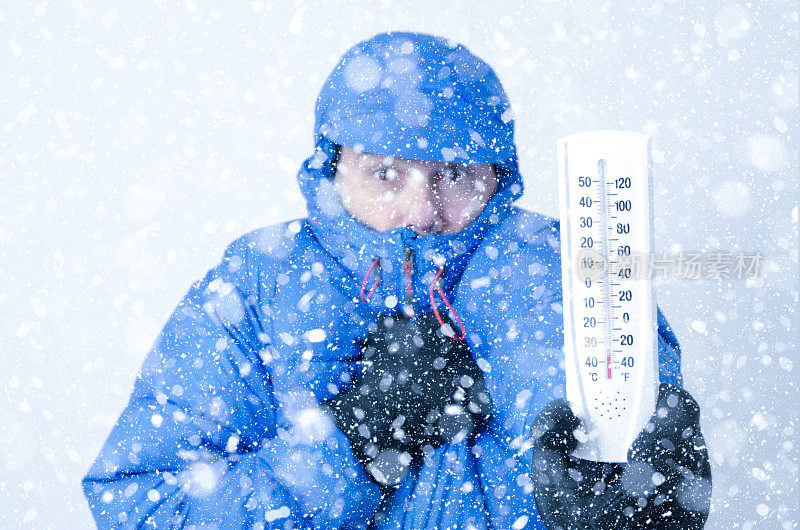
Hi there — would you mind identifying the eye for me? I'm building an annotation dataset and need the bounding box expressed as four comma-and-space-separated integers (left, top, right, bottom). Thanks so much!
441, 166, 468, 182
372, 167, 398, 181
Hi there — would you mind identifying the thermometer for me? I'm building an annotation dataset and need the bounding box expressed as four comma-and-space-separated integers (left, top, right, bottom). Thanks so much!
557, 130, 659, 463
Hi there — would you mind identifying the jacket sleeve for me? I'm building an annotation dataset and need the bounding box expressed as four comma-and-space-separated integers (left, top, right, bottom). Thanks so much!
656, 305, 683, 387
82, 236, 382, 529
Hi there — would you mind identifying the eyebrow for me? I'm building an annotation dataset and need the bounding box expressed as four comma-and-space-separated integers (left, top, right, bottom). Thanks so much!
359, 156, 475, 172
359, 156, 394, 167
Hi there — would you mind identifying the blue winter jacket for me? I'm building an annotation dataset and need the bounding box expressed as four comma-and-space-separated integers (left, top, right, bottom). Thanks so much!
83, 31, 682, 529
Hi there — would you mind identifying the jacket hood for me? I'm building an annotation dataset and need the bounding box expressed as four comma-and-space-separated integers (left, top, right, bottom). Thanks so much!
313, 31, 517, 164
295, 31, 525, 315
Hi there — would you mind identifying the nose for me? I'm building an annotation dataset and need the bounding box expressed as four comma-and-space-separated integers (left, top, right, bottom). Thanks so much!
403, 171, 441, 235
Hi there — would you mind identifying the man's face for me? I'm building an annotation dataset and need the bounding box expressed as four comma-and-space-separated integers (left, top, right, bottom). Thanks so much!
333, 145, 499, 235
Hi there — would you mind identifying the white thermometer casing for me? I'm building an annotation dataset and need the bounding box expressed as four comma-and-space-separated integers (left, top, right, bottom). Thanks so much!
557, 130, 659, 463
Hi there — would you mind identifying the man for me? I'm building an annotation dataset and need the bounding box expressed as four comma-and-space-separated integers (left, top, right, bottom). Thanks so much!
83, 31, 710, 528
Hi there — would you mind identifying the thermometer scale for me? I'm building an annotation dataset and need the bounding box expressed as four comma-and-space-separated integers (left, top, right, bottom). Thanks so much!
557, 130, 659, 463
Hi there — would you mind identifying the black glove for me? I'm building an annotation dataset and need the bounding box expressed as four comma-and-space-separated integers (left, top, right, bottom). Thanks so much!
321, 311, 492, 489
529, 383, 712, 529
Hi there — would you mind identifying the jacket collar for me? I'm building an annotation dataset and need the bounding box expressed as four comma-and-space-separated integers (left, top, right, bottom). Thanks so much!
296, 138, 524, 315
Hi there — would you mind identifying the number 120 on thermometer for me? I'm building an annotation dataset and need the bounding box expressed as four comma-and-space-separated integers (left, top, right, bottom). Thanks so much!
557, 131, 659, 463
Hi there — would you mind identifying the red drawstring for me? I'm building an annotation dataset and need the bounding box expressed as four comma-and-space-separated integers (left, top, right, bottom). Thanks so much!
360, 257, 467, 342
429, 267, 467, 341
360, 258, 381, 302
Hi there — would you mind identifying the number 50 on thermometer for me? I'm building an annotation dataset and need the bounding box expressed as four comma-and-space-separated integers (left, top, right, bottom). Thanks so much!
557, 131, 659, 463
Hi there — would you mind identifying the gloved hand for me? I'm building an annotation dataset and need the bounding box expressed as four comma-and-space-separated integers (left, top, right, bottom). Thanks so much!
321, 311, 492, 489
529, 383, 712, 529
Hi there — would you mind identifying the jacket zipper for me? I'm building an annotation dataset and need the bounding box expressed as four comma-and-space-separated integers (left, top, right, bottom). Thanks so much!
403, 245, 415, 317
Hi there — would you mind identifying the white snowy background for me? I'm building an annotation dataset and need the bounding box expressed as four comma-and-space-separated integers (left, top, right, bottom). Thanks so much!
1, 1, 797, 528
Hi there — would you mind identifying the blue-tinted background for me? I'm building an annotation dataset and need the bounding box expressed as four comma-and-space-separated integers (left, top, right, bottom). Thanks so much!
1, 1, 796, 528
